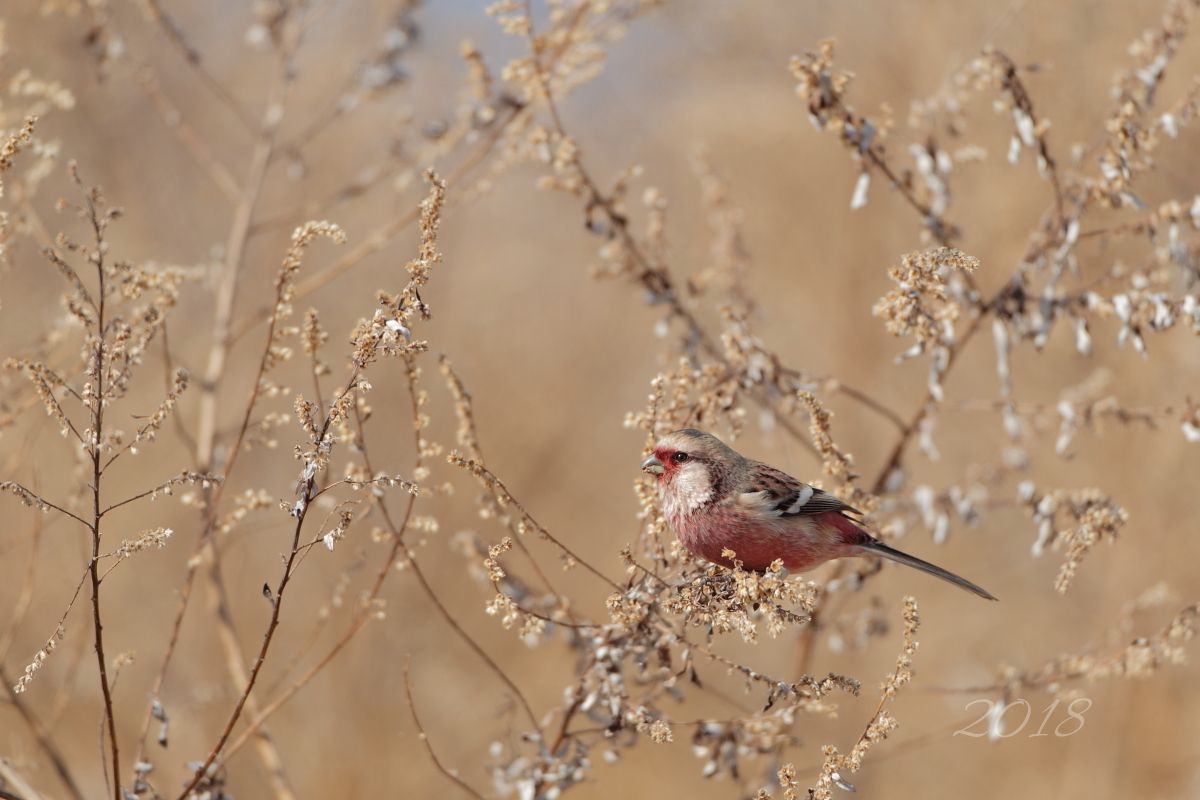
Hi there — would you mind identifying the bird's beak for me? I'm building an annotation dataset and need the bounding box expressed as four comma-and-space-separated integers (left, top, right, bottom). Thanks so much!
641, 454, 664, 475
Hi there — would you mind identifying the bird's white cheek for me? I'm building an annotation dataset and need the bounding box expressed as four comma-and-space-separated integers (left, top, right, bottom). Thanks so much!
664, 463, 713, 516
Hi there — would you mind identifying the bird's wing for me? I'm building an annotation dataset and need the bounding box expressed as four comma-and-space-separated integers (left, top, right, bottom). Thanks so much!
735, 463, 861, 518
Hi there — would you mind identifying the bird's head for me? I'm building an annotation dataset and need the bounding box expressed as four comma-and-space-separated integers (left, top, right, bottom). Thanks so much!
641, 429, 742, 500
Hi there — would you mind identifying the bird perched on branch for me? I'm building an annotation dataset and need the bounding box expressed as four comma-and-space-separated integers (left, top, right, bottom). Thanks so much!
641, 428, 996, 600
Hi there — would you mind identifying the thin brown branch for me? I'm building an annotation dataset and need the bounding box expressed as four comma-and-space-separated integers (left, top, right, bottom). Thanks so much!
133, 30, 302, 797
193, 117, 283, 470
174, 375, 366, 799
521, 11, 822, 459
134, 66, 241, 202
221, 353, 544, 759
0, 666, 87, 800
451, 455, 623, 592
138, 0, 259, 133
98, 471, 213, 517
228, 100, 523, 345
80, 178, 122, 800
0, 762, 44, 800
869, 310, 987, 495
833, 382, 907, 431
989, 50, 1068, 226
402, 659, 489, 800
0, 517, 48, 662
127, 212, 333, 793
173, 459, 317, 799
0, 481, 91, 530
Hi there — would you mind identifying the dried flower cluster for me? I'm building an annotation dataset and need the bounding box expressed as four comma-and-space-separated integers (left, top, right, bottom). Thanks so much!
1020, 484, 1129, 593
874, 248, 979, 358
1, 3, 1199, 800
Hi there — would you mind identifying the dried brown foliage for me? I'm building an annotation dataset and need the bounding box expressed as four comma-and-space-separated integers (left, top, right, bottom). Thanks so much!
1, 2, 1199, 799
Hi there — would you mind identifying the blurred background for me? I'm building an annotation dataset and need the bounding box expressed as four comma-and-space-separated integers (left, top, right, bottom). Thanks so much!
2, 1, 1199, 797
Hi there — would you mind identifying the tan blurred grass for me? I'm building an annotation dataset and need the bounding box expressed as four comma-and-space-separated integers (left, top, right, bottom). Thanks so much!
1, 1, 1199, 798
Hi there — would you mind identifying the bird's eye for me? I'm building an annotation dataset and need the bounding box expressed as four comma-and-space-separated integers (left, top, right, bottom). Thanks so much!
671, 452, 689, 463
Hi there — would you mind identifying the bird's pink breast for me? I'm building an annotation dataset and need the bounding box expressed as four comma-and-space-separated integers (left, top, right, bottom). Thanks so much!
671, 505, 858, 573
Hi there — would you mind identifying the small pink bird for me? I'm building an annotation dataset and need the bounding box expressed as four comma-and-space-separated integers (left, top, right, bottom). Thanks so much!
641, 429, 996, 600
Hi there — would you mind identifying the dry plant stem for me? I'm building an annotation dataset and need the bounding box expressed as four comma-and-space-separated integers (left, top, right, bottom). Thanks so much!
194, 122, 281, 468
44, 628, 89, 733
402, 543, 545, 731
215, 363, 541, 764
790, 716, 971, 781
175, 373, 363, 800
924, 603, 1200, 694
197, 358, 297, 790
0, 516, 46, 662
464, 459, 622, 592
78, 190, 122, 800
130, 569, 192, 772
990, 50, 1066, 225
521, 12, 829, 456
402, 660, 488, 800
811, 77, 958, 246
160, 326, 198, 455
832, 382, 906, 431
955, 397, 1178, 423
0, 515, 81, 799
229, 195, 417, 343
794, 115, 1064, 669
378, 366, 543, 727
794, 311, 987, 679
352, 386, 543, 736
127, 136, 293, 798
127, 197, 309, 787
168, 39, 301, 798
139, 0, 258, 134
228, 101, 523, 344
247, 159, 407, 235
130, 65, 299, 795
12, 183, 55, 250
216, 523, 413, 764
174, 497, 306, 798
220, 381, 545, 762
0, 762, 43, 800
202, 558, 296, 799
866, 147, 946, 240
0, 667, 86, 800
134, 67, 241, 202
439, 357, 591, 613
869, 310, 987, 495
0, 483, 90, 529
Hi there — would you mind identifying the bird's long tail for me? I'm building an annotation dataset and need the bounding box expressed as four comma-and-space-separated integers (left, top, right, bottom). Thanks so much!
859, 539, 997, 601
